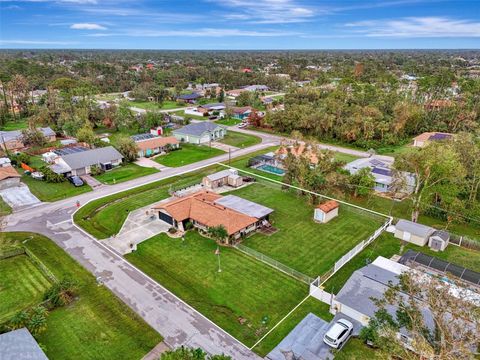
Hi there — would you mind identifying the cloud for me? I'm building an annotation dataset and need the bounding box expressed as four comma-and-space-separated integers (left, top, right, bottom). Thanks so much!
87, 28, 299, 38
70, 23, 106, 30
346, 17, 480, 38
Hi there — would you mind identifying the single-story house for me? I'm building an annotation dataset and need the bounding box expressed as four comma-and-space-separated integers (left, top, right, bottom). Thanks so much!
199, 102, 226, 111
314, 200, 339, 223
260, 96, 273, 105
153, 190, 273, 241
412, 132, 454, 147
232, 106, 252, 120
0, 328, 48, 360
344, 156, 415, 194
276, 144, 319, 166
0, 157, 11, 167
394, 219, 435, 246
226, 89, 247, 98
0, 127, 56, 151
202, 169, 243, 189
0, 165, 21, 190
242, 84, 269, 92
184, 103, 225, 118
172, 122, 226, 144
51, 146, 123, 176
134, 136, 179, 158
177, 93, 202, 104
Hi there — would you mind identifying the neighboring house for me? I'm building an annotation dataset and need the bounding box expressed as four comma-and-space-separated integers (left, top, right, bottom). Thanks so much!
0, 165, 21, 190
198, 102, 226, 112
344, 156, 415, 194
314, 200, 339, 224
132, 135, 179, 158
226, 89, 247, 98
231, 106, 252, 120
0, 127, 56, 151
242, 85, 269, 92
172, 122, 226, 144
0, 328, 48, 360
202, 169, 243, 189
275, 144, 319, 166
184, 103, 225, 118
424, 99, 452, 111
412, 132, 454, 147
153, 190, 273, 241
260, 96, 273, 105
394, 219, 435, 246
50, 146, 123, 176
0, 157, 11, 167
177, 93, 202, 104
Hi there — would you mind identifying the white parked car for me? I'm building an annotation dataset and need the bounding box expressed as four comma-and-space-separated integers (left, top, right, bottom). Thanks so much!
237, 122, 248, 128
323, 318, 353, 349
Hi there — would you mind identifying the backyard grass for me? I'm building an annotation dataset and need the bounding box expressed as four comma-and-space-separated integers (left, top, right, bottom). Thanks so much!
0, 197, 12, 216
155, 144, 225, 167
1, 119, 29, 131
125, 231, 308, 348
219, 131, 262, 148
0, 232, 161, 360
216, 118, 242, 126
253, 297, 333, 356
233, 181, 385, 277
21, 173, 91, 202
126, 100, 185, 110
0, 254, 52, 323
172, 110, 207, 120
94, 163, 159, 185
74, 167, 219, 239
333, 152, 360, 164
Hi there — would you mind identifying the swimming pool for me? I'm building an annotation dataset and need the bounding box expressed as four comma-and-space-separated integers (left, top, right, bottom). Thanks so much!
257, 164, 285, 175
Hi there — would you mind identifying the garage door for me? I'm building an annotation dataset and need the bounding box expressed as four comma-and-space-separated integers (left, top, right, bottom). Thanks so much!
158, 211, 173, 225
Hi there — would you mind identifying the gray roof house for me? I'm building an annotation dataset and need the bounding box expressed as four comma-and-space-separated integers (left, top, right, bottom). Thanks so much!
51, 146, 123, 176
0, 328, 48, 360
172, 122, 226, 145
0, 127, 56, 151
394, 219, 435, 246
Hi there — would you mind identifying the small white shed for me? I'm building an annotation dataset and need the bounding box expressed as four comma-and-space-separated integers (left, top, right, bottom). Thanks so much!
428, 230, 450, 252
314, 200, 339, 224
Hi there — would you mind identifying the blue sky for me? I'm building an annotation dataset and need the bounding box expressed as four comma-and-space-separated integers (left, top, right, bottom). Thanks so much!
0, 0, 479, 49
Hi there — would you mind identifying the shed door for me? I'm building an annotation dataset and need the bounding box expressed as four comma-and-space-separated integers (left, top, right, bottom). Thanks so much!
159, 211, 173, 225
402, 231, 411, 241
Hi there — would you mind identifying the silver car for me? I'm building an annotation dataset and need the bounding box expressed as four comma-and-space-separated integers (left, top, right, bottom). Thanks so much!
323, 318, 353, 349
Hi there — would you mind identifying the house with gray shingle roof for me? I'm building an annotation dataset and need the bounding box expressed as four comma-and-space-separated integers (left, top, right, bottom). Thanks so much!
394, 219, 435, 246
0, 328, 48, 360
172, 122, 226, 144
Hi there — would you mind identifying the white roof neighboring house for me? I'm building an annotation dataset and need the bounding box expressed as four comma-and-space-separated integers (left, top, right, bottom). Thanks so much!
0, 328, 48, 360
52, 146, 123, 174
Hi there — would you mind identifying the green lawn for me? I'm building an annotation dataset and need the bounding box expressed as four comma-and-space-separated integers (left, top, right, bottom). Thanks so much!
126, 231, 308, 348
0, 254, 52, 323
333, 152, 360, 164
21, 174, 91, 202
94, 163, 159, 185
253, 297, 333, 356
155, 144, 225, 167
216, 118, 242, 126
0, 232, 161, 360
219, 131, 262, 148
74, 167, 219, 239
0, 197, 12, 216
334, 338, 383, 360
234, 182, 385, 277
172, 110, 207, 120
0, 118, 29, 131
127, 100, 184, 110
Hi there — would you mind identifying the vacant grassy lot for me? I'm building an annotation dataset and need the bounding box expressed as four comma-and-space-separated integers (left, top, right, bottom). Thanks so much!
234, 182, 385, 277
0, 254, 52, 323
74, 167, 218, 239
216, 118, 242, 126
94, 163, 158, 185
126, 231, 308, 348
219, 131, 261, 148
21, 174, 91, 202
155, 144, 225, 167
126, 100, 184, 110
333, 152, 360, 164
0, 232, 161, 360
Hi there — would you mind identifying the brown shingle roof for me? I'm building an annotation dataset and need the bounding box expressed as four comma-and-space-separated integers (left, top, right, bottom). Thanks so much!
135, 136, 179, 152
153, 191, 259, 235
316, 200, 339, 213
0, 166, 20, 181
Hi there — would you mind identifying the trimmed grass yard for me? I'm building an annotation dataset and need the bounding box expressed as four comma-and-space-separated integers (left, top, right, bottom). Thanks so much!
126, 231, 308, 348
127, 100, 184, 110
216, 118, 242, 126
333, 152, 360, 164
234, 181, 385, 277
21, 174, 91, 202
155, 144, 225, 167
0, 197, 12, 216
94, 163, 158, 185
0, 118, 29, 131
0, 232, 161, 360
219, 131, 261, 148
0, 254, 52, 323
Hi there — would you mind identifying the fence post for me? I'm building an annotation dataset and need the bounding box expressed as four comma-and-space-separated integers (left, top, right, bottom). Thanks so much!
459, 236, 463, 247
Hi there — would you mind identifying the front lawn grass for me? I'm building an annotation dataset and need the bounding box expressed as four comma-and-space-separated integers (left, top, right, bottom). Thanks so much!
0, 254, 52, 323
74, 167, 219, 239
334, 338, 383, 360
21, 174, 91, 202
127, 100, 184, 110
0, 197, 12, 216
253, 297, 333, 356
235, 182, 385, 277
333, 152, 360, 164
219, 131, 261, 148
0, 232, 161, 360
125, 231, 308, 348
94, 163, 159, 185
216, 118, 242, 126
155, 144, 225, 167
0, 118, 29, 131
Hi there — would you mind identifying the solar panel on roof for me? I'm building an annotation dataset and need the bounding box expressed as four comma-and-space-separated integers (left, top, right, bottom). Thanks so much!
429, 133, 451, 141
131, 133, 156, 142
371, 167, 392, 177
370, 159, 385, 167
53, 146, 88, 156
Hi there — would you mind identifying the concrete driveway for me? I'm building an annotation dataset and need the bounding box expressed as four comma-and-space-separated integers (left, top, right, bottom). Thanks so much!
0, 185, 41, 210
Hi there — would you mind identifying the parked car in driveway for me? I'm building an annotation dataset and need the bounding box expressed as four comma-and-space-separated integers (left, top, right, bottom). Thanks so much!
68, 175, 84, 187
323, 318, 353, 349
238, 122, 248, 128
